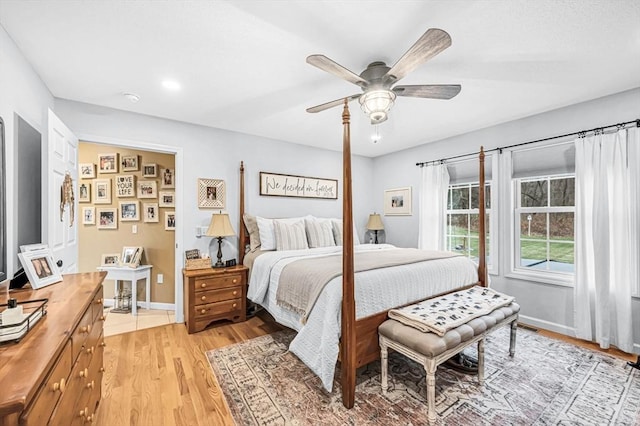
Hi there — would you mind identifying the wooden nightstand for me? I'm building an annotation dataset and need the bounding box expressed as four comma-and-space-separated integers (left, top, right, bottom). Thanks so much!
182, 265, 248, 334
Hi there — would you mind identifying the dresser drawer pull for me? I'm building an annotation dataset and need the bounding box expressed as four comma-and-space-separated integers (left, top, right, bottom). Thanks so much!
85, 414, 94, 423
99, 367, 105, 373
99, 315, 106, 321
232, 303, 237, 308
52, 377, 66, 392
86, 346, 94, 355
79, 407, 88, 418
86, 380, 95, 390
233, 290, 238, 296
201, 283, 206, 288
80, 324, 91, 334
100, 341, 106, 347
95, 298, 103, 305
201, 309, 206, 314
232, 278, 237, 284
79, 368, 88, 378
201, 296, 206, 301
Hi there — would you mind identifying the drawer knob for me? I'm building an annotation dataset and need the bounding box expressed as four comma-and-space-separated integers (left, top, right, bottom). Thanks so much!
232, 279, 237, 284
52, 377, 66, 392
95, 298, 103, 305
201, 283, 206, 288
79, 368, 88, 378
201, 309, 206, 315
100, 341, 106, 347
81, 324, 91, 334
233, 291, 238, 296
85, 414, 94, 423
232, 303, 237, 308
79, 407, 88, 417
99, 367, 105, 373
86, 380, 94, 390
99, 315, 106, 321
86, 346, 94, 355
201, 296, 206, 301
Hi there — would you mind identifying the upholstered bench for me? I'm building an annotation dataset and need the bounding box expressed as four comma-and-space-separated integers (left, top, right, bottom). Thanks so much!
379, 302, 520, 423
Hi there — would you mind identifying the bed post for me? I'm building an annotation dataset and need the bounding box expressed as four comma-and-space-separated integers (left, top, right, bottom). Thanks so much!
341, 99, 356, 408
239, 161, 246, 266
478, 147, 487, 287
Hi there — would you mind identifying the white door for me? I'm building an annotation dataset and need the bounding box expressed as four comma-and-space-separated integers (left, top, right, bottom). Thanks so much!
44, 109, 79, 273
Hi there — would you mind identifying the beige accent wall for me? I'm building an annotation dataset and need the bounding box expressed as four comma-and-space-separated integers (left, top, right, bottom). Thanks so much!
78, 141, 175, 304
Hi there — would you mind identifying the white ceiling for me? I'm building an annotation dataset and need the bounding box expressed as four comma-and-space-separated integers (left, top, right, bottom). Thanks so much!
1, 1, 639, 157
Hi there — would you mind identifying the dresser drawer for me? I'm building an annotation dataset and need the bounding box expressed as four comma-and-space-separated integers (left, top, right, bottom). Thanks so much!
70, 307, 94, 362
194, 298, 242, 319
195, 286, 242, 305
195, 273, 244, 291
20, 341, 72, 426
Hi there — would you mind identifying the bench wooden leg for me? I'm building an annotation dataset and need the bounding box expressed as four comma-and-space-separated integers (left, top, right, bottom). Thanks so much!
425, 359, 437, 423
380, 340, 388, 394
509, 320, 517, 357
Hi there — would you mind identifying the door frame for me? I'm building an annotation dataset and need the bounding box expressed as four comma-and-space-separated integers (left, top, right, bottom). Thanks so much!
74, 133, 185, 324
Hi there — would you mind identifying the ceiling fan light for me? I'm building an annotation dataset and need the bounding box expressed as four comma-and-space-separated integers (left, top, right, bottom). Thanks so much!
359, 90, 396, 123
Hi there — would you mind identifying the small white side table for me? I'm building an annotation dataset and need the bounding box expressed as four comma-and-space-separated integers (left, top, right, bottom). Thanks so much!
97, 265, 152, 316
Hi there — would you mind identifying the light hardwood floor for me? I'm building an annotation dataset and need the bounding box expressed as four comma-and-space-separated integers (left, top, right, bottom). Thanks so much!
94, 312, 635, 426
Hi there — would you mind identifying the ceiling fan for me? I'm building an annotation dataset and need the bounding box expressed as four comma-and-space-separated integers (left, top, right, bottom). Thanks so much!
306, 28, 461, 124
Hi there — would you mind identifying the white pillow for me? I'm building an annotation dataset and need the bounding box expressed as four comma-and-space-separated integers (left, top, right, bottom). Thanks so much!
305, 217, 336, 248
331, 219, 361, 245
257, 216, 306, 250
274, 220, 309, 251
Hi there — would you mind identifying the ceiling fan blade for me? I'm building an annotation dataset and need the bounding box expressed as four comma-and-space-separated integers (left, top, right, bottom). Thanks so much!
307, 55, 368, 87
306, 94, 361, 113
384, 28, 452, 83
393, 84, 461, 99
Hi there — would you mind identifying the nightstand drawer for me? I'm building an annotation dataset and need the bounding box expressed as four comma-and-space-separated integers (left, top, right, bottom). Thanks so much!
196, 286, 242, 304
195, 298, 242, 319
195, 273, 244, 291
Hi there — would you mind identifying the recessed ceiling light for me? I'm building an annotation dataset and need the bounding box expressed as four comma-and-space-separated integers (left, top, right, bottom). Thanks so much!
123, 92, 140, 103
162, 80, 181, 91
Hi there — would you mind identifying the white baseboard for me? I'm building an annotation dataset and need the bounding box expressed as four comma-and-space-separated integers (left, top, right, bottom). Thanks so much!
517, 314, 576, 337
103, 299, 175, 313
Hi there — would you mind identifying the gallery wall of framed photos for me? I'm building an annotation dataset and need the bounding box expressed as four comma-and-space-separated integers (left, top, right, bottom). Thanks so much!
77, 141, 176, 304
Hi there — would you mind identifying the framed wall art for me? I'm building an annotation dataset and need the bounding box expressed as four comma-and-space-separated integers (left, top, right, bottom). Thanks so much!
82, 206, 95, 225
121, 155, 139, 172
101, 253, 120, 266
79, 163, 95, 179
142, 163, 157, 177
164, 211, 176, 231
159, 191, 175, 207
259, 171, 338, 199
17, 245, 63, 289
143, 202, 159, 223
197, 178, 225, 209
115, 175, 135, 197
137, 181, 157, 199
119, 201, 139, 221
97, 208, 118, 229
78, 182, 91, 203
98, 153, 118, 173
93, 179, 112, 204
161, 167, 175, 188
383, 186, 412, 216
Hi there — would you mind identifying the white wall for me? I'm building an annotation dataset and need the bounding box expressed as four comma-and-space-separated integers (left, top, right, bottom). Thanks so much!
371, 87, 640, 348
0, 25, 54, 277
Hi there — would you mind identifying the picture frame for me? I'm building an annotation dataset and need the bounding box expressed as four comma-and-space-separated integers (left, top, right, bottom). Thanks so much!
160, 167, 175, 188
79, 163, 95, 179
82, 206, 95, 225
159, 191, 175, 207
93, 179, 112, 204
115, 175, 135, 198
121, 155, 139, 172
119, 201, 139, 221
17, 246, 63, 289
164, 211, 176, 231
19, 243, 49, 253
78, 182, 91, 203
142, 163, 157, 178
259, 171, 338, 199
137, 181, 157, 199
98, 153, 118, 173
97, 208, 118, 229
384, 186, 412, 216
121, 246, 143, 268
143, 203, 159, 223
101, 253, 120, 266
197, 178, 225, 209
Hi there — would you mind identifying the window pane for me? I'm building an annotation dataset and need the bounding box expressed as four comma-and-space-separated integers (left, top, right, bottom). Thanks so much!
450, 236, 469, 253
485, 185, 491, 209
469, 213, 479, 234
520, 213, 547, 239
549, 212, 574, 240
520, 240, 547, 268
448, 214, 468, 235
550, 177, 575, 206
549, 242, 574, 267
521, 179, 548, 207
450, 187, 469, 210
470, 185, 491, 209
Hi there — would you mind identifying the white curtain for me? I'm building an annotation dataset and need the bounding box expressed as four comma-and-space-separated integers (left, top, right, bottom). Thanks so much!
418, 164, 450, 250
574, 127, 639, 353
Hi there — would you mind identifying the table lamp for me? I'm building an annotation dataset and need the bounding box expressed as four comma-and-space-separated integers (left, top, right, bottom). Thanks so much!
366, 213, 384, 244
205, 213, 236, 268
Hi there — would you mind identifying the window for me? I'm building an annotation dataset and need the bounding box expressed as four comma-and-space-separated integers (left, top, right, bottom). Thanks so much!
515, 175, 575, 275
446, 182, 491, 266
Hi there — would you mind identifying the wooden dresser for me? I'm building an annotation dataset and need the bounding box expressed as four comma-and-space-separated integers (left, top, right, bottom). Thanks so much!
183, 266, 248, 334
0, 272, 106, 426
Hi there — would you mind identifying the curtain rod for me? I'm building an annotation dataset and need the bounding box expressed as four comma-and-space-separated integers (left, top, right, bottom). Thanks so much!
415, 118, 640, 167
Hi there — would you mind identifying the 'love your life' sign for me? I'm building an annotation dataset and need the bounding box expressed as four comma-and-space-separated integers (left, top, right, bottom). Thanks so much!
259, 172, 338, 199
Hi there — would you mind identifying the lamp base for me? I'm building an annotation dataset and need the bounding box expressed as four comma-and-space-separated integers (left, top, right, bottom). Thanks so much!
214, 236, 225, 268
374, 230, 379, 244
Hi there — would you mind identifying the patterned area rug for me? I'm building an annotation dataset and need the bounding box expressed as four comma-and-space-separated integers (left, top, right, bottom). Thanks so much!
206, 328, 640, 425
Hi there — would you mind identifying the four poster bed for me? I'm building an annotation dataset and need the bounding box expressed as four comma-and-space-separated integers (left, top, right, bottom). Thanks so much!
238, 101, 487, 408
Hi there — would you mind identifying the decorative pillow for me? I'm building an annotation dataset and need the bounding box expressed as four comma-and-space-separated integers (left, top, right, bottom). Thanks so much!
257, 216, 306, 251
274, 220, 309, 251
332, 219, 361, 245
305, 217, 336, 248
243, 214, 261, 252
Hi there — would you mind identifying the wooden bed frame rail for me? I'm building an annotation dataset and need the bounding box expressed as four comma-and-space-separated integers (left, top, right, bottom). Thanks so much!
237, 101, 487, 409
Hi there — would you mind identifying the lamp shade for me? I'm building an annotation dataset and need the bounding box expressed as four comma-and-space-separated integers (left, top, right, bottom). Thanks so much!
359, 89, 396, 124
205, 213, 236, 237
366, 213, 384, 231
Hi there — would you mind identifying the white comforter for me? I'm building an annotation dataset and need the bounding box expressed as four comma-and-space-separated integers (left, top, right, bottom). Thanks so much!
247, 244, 478, 392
